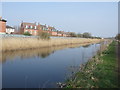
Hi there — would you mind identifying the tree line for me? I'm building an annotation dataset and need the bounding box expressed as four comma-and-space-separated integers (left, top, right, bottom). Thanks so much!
115, 34, 120, 40
68, 32, 102, 39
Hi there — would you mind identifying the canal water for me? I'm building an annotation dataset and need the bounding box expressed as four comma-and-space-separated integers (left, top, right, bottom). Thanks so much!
1, 43, 101, 88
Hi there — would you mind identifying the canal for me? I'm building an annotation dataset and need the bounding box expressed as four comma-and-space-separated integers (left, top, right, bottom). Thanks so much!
1, 43, 101, 88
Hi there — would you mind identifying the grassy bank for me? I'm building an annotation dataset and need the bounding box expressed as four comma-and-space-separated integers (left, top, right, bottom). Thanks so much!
66, 41, 118, 88
0, 37, 104, 52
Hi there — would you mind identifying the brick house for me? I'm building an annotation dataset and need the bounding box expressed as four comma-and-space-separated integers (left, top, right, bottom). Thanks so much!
65, 32, 71, 37
61, 31, 67, 37
0, 17, 7, 34
61, 31, 66, 37
57, 31, 62, 36
48, 26, 57, 36
57, 31, 67, 37
21, 22, 38, 35
20, 22, 66, 37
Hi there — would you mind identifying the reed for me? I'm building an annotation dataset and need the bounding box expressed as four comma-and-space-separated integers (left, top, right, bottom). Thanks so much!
0, 37, 104, 52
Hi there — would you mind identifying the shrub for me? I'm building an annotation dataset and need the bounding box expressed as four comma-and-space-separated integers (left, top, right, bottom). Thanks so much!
69, 32, 77, 37
38, 31, 50, 40
77, 33, 83, 38
83, 32, 91, 38
23, 32, 31, 36
115, 34, 120, 40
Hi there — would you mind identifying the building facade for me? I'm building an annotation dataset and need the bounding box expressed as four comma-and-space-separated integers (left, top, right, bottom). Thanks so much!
21, 22, 38, 35
21, 22, 58, 36
48, 26, 57, 36
6, 25, 15, 34
20, 22, 67, 37
0, 17, 7, 34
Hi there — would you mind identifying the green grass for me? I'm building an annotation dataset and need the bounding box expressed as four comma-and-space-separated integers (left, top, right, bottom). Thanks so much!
66, 41, 118, 88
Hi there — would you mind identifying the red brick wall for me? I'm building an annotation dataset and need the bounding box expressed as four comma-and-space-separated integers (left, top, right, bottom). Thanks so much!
24, 29, 40, 36
0, 21, 6, 33
52, 32, 57, 36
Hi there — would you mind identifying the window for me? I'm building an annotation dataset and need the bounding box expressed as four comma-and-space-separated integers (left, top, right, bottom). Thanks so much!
34, 26, 37, 29
13, 29, 14, 32
30, 26, 33, 29
26, 25, 28, 29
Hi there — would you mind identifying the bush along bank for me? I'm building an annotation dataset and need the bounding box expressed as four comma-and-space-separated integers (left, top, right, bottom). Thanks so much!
65, 41, 118, 88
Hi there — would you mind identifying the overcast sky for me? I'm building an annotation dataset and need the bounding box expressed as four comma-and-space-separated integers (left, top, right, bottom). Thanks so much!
2, 2, 118, 37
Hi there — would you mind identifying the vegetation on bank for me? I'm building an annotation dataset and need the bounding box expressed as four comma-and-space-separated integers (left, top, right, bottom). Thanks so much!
68, 32, 101, 39
66, 41, 118, 88
1, 37, 103, 52
22, 31, 101, 39
115, 34, 120, 40
23, 31, 31, 36
38, 31, 50, 40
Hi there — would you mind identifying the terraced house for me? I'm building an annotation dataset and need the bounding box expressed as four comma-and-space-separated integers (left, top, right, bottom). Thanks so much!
20, 22, 60, 36
20, 22, 38, 35
48, 26, 57, 36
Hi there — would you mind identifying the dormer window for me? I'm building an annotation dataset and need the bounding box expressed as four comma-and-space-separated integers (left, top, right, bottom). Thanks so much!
30, 26, 33, 29
26, 25, 28, 29
34, 26, 37, 29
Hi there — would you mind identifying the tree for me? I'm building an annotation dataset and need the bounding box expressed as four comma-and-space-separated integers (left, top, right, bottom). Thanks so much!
69, 32, 77, 37
83, 32, 91, 38
77, 33, 83, 38
115, 34, 120, 40
23, 31, 31, 36
38, 31, 50, 40
13, 25, 21, 34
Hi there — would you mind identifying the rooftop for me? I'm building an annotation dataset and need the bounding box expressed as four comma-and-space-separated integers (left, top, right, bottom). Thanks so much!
21, 22, 36, 26
6, 25, 14, 29
0, 17, 7, 22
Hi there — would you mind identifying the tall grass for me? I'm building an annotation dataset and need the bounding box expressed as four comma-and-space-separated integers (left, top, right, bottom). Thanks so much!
1, 37, 104, 52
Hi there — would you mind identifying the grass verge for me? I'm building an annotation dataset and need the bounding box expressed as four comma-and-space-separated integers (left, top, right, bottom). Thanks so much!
66, 41, 118, 88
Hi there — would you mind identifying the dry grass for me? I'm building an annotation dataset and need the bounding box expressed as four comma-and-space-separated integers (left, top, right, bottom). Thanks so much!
0, 37, 104, 52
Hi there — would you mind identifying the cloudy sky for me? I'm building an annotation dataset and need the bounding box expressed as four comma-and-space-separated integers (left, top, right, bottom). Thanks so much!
2, 2, 118, 37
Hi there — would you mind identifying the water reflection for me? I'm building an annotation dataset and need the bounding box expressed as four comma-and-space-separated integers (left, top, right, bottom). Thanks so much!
82, 44, 91, 48
2, 42, 102, 88
1, 44, 90, 64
